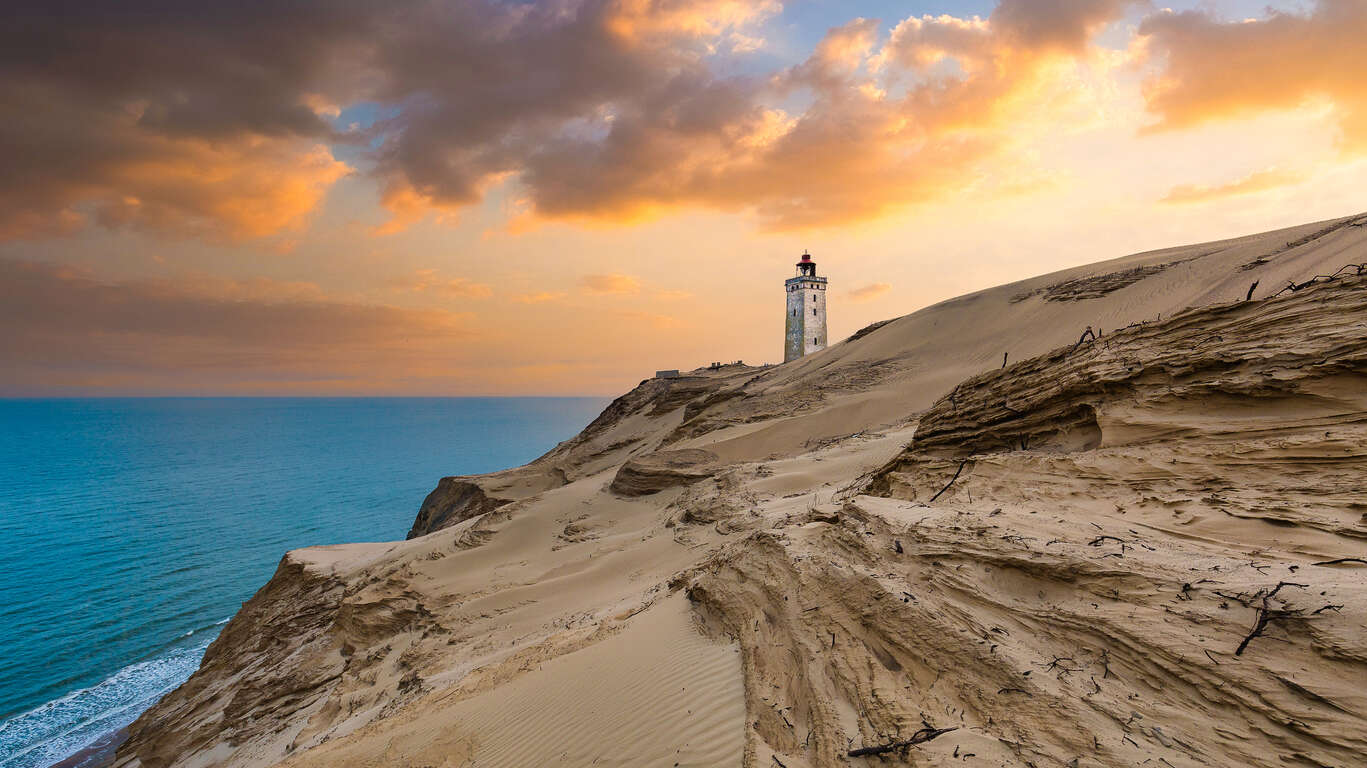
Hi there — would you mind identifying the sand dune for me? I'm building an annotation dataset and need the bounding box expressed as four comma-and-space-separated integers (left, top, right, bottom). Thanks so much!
113, 215, 1367, 767
275, 593, 744, 768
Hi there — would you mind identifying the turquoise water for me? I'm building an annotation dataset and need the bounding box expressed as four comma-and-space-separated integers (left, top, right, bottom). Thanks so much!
0, 397, 606, 768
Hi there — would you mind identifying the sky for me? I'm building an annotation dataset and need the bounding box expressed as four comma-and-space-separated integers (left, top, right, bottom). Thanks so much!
2, 0, 1363, 396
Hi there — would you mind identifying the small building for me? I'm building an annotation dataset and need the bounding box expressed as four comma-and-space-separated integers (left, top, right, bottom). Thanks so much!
655, 369, 681, 379
784, 251, 828, 362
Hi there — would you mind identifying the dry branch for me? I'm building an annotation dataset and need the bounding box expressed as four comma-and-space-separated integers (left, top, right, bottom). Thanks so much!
1234, 582, 1308, 656
928, 461, 968, 503
1271, 263, 1366, 296
848, 727, 958, 757
1071, 326, 1096, 352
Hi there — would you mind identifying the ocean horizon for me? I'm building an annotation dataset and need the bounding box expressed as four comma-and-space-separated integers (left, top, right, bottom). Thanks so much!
0, 397, 607, 768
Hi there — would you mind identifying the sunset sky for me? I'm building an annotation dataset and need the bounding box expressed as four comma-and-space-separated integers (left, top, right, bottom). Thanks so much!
3, 0, 1364, 396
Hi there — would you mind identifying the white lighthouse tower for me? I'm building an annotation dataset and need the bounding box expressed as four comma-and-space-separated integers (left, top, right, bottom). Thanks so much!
784, 251, 828, 362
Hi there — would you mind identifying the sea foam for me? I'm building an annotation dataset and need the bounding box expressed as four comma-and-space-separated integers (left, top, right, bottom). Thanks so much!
0, 628, 218, 768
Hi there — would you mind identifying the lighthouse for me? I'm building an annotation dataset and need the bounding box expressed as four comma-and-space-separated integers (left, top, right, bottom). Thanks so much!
784, 251, 828, 362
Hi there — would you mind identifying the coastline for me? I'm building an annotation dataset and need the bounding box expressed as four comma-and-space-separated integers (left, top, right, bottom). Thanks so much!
49, 728, 125, 768
0, 398, 609, 768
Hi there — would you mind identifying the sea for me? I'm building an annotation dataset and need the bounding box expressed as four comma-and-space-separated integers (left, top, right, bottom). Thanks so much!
0, 397, 607, 768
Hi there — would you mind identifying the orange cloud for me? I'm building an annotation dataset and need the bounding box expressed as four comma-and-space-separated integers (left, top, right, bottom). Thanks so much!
1140, 1, 1367, 151
391, 269, 493, 298
511, 291, 568, 304
111, 142, 348, 239
372, 182, 437, 237
579, 273, 642, 295
603, 0, 779, 44
848, 282, 891, 302
1160, 168, 1308, 205
518, 2, 1138, 230
0, 128, 348, 241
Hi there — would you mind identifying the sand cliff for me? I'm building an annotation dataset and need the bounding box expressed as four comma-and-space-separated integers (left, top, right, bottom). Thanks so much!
113, 215, 1367, 768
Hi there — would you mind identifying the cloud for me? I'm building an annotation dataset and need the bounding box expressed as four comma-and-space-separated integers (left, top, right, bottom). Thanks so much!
511, 291, 568, 304
2, 0, 1148, 241
1139, 1, 1367, 151
0, 103, 349, 241
1160, 168, 1308, 205
523, 1, 1143, 229
33, 0, 1362, 238
848, 283, 891, 302
391, 269, 493, 298
727, 32, 766, 54
580, 273, 642, 294
991, 0, 1135, 53
0, 3, 361, 240
0, 258, 478, 394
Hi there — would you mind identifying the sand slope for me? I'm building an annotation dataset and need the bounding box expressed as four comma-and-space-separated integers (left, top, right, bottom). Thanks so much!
113, 215, 1367, 768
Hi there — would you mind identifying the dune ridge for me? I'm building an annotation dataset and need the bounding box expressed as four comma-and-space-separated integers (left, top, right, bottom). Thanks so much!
112, 215, 1367, 767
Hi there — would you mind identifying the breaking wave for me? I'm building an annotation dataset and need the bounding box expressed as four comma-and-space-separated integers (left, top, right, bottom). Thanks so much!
0, 622, 223, 768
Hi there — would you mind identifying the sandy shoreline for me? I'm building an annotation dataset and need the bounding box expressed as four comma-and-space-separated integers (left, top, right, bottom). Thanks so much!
49, 728, 125, 768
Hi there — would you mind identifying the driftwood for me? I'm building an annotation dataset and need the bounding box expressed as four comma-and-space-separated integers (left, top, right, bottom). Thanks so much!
848, 727, 958, 757
1071, 326, 1096, 352
928, 461, 968, 503
1312, 557, 1367, 567
1001, 351, 1009, 368
1245, 280, 1259, 301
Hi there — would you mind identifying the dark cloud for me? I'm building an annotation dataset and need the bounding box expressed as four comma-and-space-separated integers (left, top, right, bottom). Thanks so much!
2, 0, 769, 236
3, 0, 1152, 238
0, 1, 377, 239
2, 1, 372, 139
991, 0, 1136, 52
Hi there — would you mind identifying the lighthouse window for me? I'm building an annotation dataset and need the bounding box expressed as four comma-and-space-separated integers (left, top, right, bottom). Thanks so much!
812, 308, 817, 316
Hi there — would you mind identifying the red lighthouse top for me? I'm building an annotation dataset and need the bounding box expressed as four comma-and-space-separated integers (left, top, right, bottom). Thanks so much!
795, 250, 817, 277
